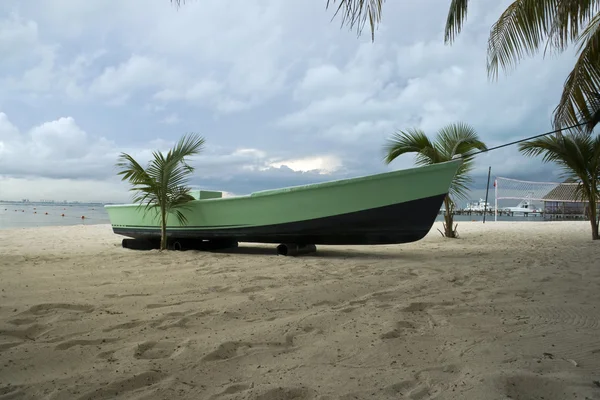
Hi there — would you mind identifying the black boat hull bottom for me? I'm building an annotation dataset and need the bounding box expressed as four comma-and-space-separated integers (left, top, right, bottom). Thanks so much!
113, 193, 447, 246
122, 238, 239, 251
276, 243, 317, 256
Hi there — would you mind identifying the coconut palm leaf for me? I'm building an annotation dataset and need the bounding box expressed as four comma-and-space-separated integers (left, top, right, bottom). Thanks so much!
325, 0, 384, 41
116, 133, 205, 250
553, 12, 600, 131
518, 133, 600, 238
435, 122, 486, 159
485, 0, 558, 79
445, 0, 600, 132
383, 128, 439, 166
444, 0, 470, 44
586, 91, 600, 132
384, 122, 487, 238
547, 0, 600, 51
435, 123, 487, 202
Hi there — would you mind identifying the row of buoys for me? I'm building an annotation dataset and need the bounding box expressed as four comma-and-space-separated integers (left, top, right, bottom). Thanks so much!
7, 209, 87, 219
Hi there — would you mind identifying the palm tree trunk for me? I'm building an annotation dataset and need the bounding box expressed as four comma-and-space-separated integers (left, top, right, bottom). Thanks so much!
443, 196, 456, 238
160, 208, 168, 250
589, 198, 599, 240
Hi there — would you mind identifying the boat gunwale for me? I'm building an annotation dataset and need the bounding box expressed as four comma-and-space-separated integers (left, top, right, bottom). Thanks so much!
104, 159, 461, 209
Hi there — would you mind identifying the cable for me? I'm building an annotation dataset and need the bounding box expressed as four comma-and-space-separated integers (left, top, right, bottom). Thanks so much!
465, 121, 590, 158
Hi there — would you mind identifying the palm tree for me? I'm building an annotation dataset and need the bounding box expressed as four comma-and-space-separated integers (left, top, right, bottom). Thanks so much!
116, 133, 206, 250
444, 0, 600, 134
383, 122, 487, 238
518, 132, 600, 240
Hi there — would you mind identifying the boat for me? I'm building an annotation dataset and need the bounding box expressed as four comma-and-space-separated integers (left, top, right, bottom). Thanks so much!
502, 193, 542, 216
105, 159, 462, 253
465, 198, 494, 212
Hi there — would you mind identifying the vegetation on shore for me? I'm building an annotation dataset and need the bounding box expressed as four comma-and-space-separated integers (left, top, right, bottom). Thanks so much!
116, 133, 205, 250
519, 132, 600, 240
383, 122, 487, 238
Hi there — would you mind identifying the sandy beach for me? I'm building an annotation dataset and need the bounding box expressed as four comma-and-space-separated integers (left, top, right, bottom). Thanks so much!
1, 221, 599, 399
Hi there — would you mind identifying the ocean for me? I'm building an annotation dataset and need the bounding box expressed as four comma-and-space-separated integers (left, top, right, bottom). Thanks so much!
0, 202, 546, 230
0, 203, 111, 230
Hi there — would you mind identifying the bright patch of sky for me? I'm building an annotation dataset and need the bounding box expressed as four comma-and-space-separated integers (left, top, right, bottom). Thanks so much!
0, 0, 579, 204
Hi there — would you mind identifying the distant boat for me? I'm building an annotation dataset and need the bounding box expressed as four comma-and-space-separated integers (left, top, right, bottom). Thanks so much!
465, 198, 494, 212
105, 159, 462, 251
502, 195, 542, 215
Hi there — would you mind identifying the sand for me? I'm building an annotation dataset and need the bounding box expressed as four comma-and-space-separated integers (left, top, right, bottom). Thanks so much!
0, 221, 599, 400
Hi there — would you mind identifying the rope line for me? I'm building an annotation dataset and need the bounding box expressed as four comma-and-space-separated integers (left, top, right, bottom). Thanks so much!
464, 121, 589, 158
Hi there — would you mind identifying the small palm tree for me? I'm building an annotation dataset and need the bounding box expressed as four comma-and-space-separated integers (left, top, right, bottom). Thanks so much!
384, 122, 487, 238
116, 133, 206, 250
519, 132, 600, 240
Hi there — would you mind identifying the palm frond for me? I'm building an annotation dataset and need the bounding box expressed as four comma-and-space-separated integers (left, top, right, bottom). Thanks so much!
553, 12, 600, 132
383, 128, 439, 165
547, 0, 600, 52
444, 0, 470, 44
586, 91, 600, 132
116, 153, 151, 183
486, 0, 557, 80
115, 133, 206, 250
435, 122, 487, 160
518, 133, 600, 197
325, 0, 384, 41
450, 158, 476, 201
433, 122, 486, 202
383, 123, 486, 204
169, 187, 196, 225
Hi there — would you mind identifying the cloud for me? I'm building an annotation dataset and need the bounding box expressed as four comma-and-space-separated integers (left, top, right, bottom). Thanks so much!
0, 111, 341, 201
0, 0, 588, 204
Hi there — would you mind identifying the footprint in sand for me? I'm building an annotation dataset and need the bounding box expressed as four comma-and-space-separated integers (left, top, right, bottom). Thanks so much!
312, 300, 337, 307
240, 285, 265, 293
202, 340, 292, 362
0, 384, 25, 399
147, 309, 216, 330
102, 320, 146, 332
55, 338, 118, 350
250, 386, 318, 400
104, 293, 150, 299
75, 370, 167, 400
0, 324, 52, 341
22, 303, 94, 315
502, 374, 594, 399
380, 321, 416, 339
209, 383, 252, 399
402, 302, 432, 312
0, 342, 22, 352
151, 316, 190, 330
134, 340, 180, 359
7, 317, 36, 326
384, 380, 418, 395
145, 300, 204, 309
97, 349, 118, 360
251, 275, 276, 281
342, 380, 425, 400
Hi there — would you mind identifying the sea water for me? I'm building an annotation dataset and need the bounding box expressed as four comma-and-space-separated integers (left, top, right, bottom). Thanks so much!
435, 214, 546, 223
0, 201, 545, 230
0, 203, 110, 230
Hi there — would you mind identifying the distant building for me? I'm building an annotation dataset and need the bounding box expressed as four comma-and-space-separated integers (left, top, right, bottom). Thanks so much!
542, 179, 597, 220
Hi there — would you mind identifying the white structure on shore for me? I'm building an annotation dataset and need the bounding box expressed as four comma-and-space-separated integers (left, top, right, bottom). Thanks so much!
465, 198, 495, 212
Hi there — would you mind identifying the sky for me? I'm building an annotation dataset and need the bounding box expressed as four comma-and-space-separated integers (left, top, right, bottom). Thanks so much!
0, 0, 582, 205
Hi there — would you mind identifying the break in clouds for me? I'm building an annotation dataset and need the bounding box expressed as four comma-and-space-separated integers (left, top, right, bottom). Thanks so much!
0, 0, 579, 202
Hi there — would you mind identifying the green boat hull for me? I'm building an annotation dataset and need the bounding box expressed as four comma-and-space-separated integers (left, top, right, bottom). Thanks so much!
105, 159, 461, 245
